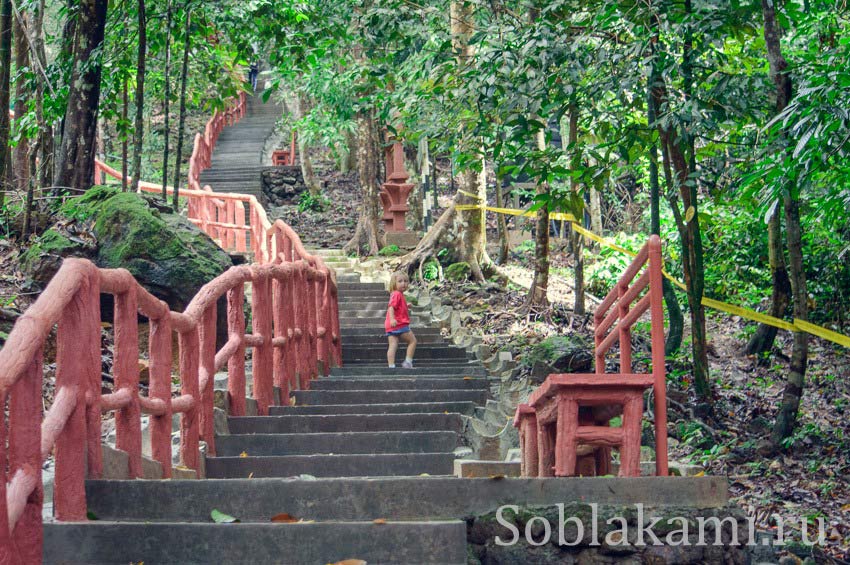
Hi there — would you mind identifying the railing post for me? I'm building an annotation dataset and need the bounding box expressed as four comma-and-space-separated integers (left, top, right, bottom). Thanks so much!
305, 267, 318, 383
198, 307, 216, 456
149, 312, 173, 479
85, 280, 103, 479
252, 270, 274, 413
281, 273, 297, 393
226, 284, 247, 416
178, 327, 200, 475
292, 264, 308, 390
617, 280, 631, 373
648, 235, 669, 476
115, 284, 142, 479
272, 272, 288, 399
315, 271, 329, 376
235, 201, 247, 253
330, 280, 341, 368
54, 269, 98, 520
9, 350, 44, 561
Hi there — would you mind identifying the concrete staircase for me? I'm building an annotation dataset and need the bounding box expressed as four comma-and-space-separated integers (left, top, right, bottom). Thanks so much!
43, 250, 493, 564
198, 94, 282, 201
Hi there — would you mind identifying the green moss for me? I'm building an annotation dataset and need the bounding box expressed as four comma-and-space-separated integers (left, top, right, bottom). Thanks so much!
378, 244, 402, 256
19, 230, 84, 277
445, 262, 471, 281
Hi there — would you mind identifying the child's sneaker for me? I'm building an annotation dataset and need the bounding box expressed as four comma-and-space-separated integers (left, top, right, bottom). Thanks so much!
402, 360, 414, 369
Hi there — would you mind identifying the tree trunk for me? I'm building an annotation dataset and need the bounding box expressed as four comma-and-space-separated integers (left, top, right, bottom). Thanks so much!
588, 177, 603, 236
130, 0, 147, 193
746, 207, 791, 354
650, 49, 711, 401
647, 50, 683, 354
14, 9, 32, 236
343, 109, 383, 256
495, 171, 509, 264
526, 128, 550, 309
122, 76, 129, 191
772, 192, 807, 443
297, 94, 321, 194
0, 0, 12, 208
32, 0, 51, 191
761, 0, 808, 444
451, 0, 491, 281
161, 0, 172, 200
53, 0, 77, 181
567, 105, 585, 315
171, 1, 191, 210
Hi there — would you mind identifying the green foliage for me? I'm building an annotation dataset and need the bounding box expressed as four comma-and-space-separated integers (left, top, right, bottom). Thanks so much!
378, 245, 402, 256
421, 259, 440, 281
584, 232, 647, 296
444, 262, 471, 281
296, 192, 330, 213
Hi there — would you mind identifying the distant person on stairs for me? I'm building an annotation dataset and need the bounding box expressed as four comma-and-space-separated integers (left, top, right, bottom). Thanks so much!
385, 272, 417, 368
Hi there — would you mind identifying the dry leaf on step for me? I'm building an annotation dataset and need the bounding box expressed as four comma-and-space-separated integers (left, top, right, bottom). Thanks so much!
372, 519, 387, 525
271, 513, 299, 523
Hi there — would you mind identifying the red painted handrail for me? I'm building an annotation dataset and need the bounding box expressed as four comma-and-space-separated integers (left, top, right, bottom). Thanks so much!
0, 91, 342, 562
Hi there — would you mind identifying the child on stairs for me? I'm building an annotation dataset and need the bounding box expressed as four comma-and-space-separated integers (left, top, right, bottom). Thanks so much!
385, 272, 417, 369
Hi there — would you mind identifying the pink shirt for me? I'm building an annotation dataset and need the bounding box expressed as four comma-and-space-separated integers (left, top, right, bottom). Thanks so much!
385, 291, 410, 332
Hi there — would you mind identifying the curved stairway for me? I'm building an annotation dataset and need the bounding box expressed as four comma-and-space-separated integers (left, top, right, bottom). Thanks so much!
198, 94, 282, 201
44, 256, 490, 564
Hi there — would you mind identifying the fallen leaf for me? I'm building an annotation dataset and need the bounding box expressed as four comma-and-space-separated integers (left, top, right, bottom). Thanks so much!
248, 472, 254, 479
489, 474, 506, 480
372, 519, 387, 525
841, 503, 850, 512
329, 560, 367, 565
240, 451, 248, 458
419, 473, 430, 477
211, 509, 239, 523
463, 377, 473, 380
271, 513, 299, 523
693, 471, 706, 477
87, 511, 98, 520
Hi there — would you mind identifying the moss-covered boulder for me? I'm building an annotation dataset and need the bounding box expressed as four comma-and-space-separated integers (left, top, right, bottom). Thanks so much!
445, 262, 471, 281
22, 185, 232, 314
525, 334, 593, 383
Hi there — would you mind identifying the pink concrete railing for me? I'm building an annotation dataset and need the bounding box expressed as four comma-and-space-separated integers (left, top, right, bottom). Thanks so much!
0, 91, 343, 562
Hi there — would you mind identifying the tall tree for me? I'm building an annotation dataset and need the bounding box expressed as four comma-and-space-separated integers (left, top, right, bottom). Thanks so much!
172, 0, 191, 210
13, 6, 32, 235
54, 0, 109, 193
130, 0, 147, 192
761, 0, 808, 445
161, 0, 172, 199
0, 0, 12, 208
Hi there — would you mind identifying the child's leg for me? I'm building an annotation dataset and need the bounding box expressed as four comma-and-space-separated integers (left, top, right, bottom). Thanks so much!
400, 331, 417, 361
387, 335, 400, 367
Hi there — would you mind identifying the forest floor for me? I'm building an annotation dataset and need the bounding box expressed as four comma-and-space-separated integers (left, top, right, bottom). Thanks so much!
1, 149, 847, 562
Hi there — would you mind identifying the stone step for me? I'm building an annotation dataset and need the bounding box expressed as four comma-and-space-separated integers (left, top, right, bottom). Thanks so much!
292, 389, 487, 406
342, 348, 470, 361
329, 366, 486, 377
341, 334, 447, 345
205, 452, 455, 478
338, 282, 385, 291
313, 378, 488, 390
44, 521, 466, 565
228, 413, 464, 434
340, 326, 443, 337
215, 430, 459, 456
268, 402, 478, 416
81, 476, 730, 523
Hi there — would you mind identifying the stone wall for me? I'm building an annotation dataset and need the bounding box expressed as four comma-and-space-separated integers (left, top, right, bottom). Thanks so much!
467, 503, 779, 564
261, 166, 307, 206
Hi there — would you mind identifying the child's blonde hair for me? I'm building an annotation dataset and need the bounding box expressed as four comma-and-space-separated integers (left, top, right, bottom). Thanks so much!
389, 271, 408, 292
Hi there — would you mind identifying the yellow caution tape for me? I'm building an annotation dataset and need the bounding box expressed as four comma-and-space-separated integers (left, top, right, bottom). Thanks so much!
456, 189, 484, 200
455, 202, 850, 349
